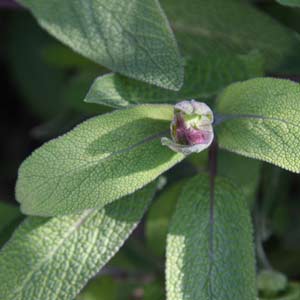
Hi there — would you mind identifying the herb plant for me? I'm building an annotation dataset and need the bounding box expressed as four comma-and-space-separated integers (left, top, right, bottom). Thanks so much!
1, 0, 300, 299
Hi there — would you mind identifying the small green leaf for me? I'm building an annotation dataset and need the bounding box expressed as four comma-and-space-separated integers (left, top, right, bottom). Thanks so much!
216, 78, 300, 173
218, 150, 261, 206
85, 52, 263, 107
16, 105, 183, 216
276, 0, 300, 7
257, 270, 288, 298
146, 180, 185, 257
166, 175, 256, 300
18, 0, 183, 91
0, 184, 155, 300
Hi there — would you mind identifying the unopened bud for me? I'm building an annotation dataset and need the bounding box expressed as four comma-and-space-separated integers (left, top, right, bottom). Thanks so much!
161, 100, 214, 155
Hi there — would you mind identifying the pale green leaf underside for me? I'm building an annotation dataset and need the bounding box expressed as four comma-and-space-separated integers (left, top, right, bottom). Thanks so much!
18, 0, 183, 90
216, 78, 300, 173
276, 0, 300, 7
166, 175, 256, 300
85, 52, 263, 107
0, 184, 155, 300
16, 105, 184, 216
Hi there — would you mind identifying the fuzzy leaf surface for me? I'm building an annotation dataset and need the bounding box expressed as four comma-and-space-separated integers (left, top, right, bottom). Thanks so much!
85, 52, 263, 107
18, 0, 183, 90
162, 0, 300, 72
166, 175, 256, 300
16, 105, 183, 216
216, 78, 300, 173
86, 0, 300, 107
0, 184, 155, 300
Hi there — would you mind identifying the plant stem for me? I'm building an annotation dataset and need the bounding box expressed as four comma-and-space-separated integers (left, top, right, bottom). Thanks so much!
208, 138, 218, 295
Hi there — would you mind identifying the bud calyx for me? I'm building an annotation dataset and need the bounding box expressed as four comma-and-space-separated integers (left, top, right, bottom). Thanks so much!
161, 100, 214, 155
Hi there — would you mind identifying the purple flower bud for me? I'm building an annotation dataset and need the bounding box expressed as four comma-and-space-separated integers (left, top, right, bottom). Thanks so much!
161, 100, 214, 155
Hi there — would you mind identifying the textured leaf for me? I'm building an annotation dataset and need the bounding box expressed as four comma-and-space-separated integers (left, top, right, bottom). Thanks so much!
0, 184, 155, 300
276, 0, 300, 7
85, 0, 300, 107
162, 0, 300, 73
218, 150, 261, 206
85, 52, 263, 107
166, 175, 256, 300
146, 180, 184, 257
216, 78, 300, 173
18, 0, 183, 90
16, 105, 183, 216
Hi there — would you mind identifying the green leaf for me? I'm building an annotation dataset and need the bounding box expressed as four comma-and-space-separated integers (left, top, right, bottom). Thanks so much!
260, 283, 300, 300
146, 180, 185, 257
77, 276, 118, 300
166, 175, 256, 300
218, 150, 261, 206
0, 184, 155, 300
276, 0, 300, 7
85, 0, 300, 108
18, 0, 183, 91
62, 72, 112, 115
162, 0, 300, 73
216, 78, 300, 173
7, 14, 66, 120
16, 105, 183, 216
0, 202, 21, 233
257, 270, 288, 298
85, 52, 263, 107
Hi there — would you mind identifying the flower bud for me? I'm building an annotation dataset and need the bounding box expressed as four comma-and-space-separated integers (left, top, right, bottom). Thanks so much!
161, 100, 214, 155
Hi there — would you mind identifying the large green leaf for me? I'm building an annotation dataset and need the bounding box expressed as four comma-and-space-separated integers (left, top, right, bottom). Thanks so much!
85, 52, 263, 107
216, 78, 300, 173
16, 105, 183, 216
0, 184, 155, 300
166, 175, 256, 300
85, 0, 300, 108
277, 0, 300, 7
162, 0, 300, 73
18, 0, 183, 91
